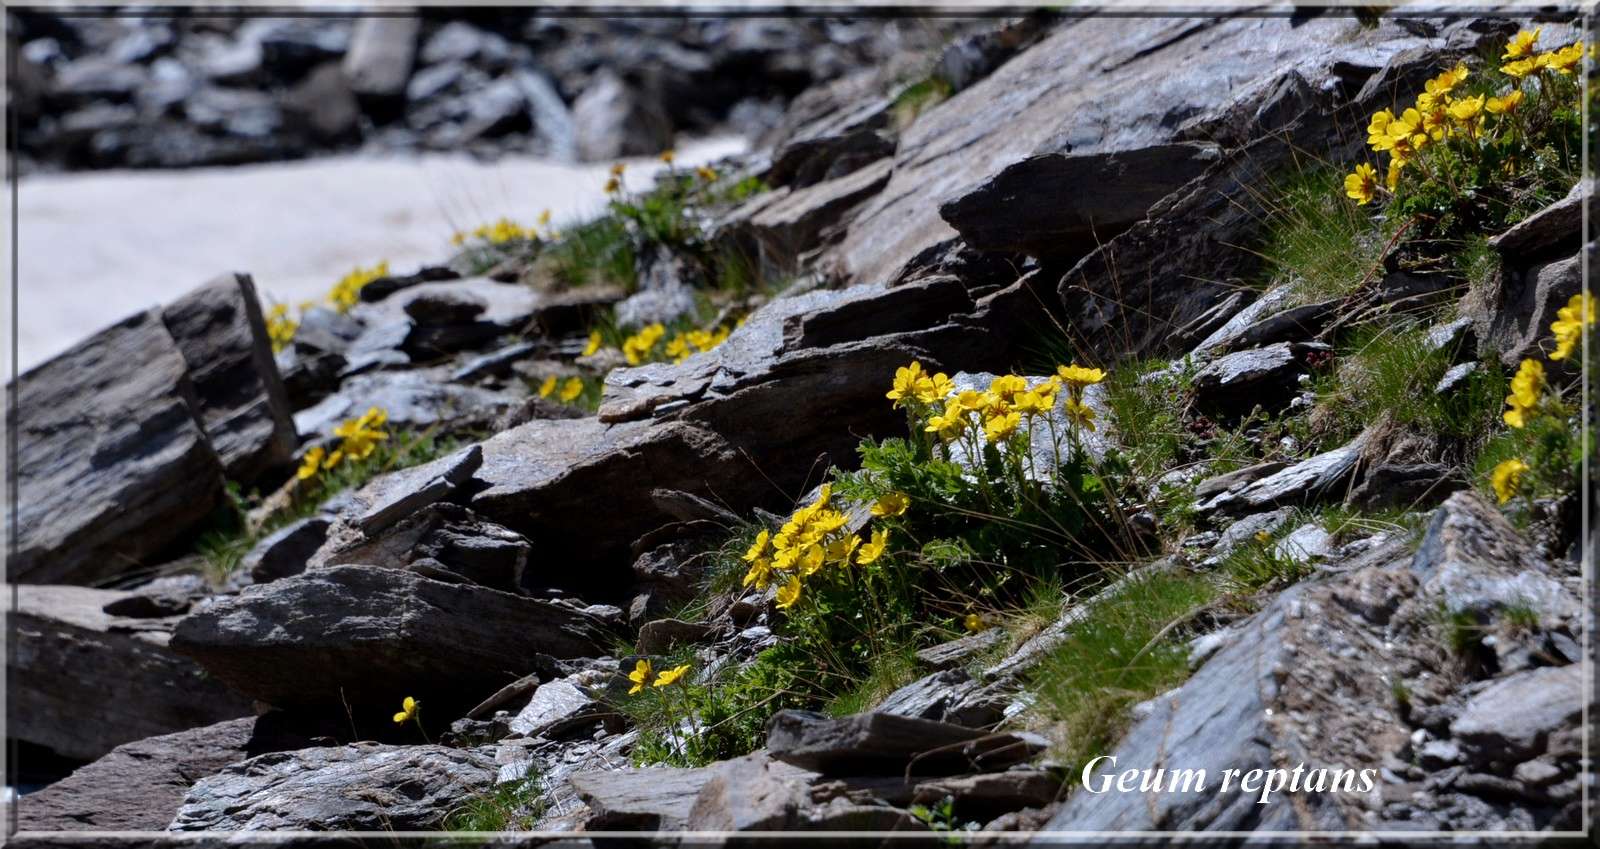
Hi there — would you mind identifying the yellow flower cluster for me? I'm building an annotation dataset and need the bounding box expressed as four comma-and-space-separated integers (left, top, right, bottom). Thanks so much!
265, 303, 298, 353
451, 211, 551, 247
627, 659, 691, 694
1490, 457, 1530, 504
1344, 32, 1586, 205
1499, 28, 1585, 78
297, 406, 390, 480
327, 261, 390, 313
890, 361, 1104, 448
392, 696, 420, 724
604, 162, 626, 195
1492, 293, 1592, 504
617, 322, 734, 366
740, 484, 894, 611
538, 375, 585, 403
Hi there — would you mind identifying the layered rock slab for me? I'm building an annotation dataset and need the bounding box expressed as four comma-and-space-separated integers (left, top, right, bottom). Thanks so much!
170, 564, 617, 710
9, 583, 254, 762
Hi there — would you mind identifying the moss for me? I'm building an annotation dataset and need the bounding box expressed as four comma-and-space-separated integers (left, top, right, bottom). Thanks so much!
891, 75, 954, 129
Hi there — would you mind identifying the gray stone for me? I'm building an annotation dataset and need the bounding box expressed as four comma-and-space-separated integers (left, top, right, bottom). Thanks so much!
244, 515, 332, 584
1210, 508, 1293, 560
766, 710, 1047, 776
1272, 523, 1335, 564
1450, 665, 1582, 764
573, 68, 672, 161
1192, 342, 1327, 419
915, 629, 1007, 670
161, 272, 296, 484
1489, 180, 1587, 261
1410, 492, 1579, 623
17, 718, 258, 832
1200, 428, 1373, 515
292, 368, 519, 442
720, 157, 894, 277
940, 143, 1219, 258
684, 752, 818, 831
1434, 361, 1479, 395
451, 341, 542, 382
876, 669, 998, 728
614, 281, 699, 329
508, 677, 605, 740
10, 585, 253, 763
169, 743, 494, 830
1482, 250, 1585, 368
169, 564, 617, 710
10, 310, 222, 585
353, 444, 483, 535
1348, 462, 1463, 512
343, 17, 420, 98
282, 62, 359, 141
913, 770, 1061, 820
1222, 299, 1342, 352
1194, 462, 1287, 500
637, 618, 716, 654
313, 502, 528, 592
570, 763, 720, 831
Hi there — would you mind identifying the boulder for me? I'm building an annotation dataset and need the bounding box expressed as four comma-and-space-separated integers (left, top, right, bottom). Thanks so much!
168, 743, 495, 831
313, 502, 529, 592
342, 16, 420, 99
1449, 665, 1583, 764
281, 61, 360, 141
939, 143, 1219, 258
569, 763, 721, 830
17, 718, 259, 832
169, 564, 617, 711
10, 584, 254, 762
10, 309, 222, 584
349, 444, 483, 535
507, 676, 607, 740
1191, 342, 1328, 420
243, 515, 332, 584
160, 272, 297, 484
292, 369, 518, 442
573, 67, 673, 161
766, 710, 1047, 776
720, 158, 895, 278
1198, 427, 1374, 516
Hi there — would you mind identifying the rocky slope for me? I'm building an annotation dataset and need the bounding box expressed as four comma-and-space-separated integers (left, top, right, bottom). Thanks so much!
10, 10, 1591, 843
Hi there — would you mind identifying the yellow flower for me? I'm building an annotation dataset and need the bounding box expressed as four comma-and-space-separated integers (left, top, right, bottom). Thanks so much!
1491, 458, 1530, 504
1385, 111, 1427, 161
628, 659, 654, 695
1418, 103, 1451, 141
622, 323, 667, 365
604, 177, 622, 194
1055, 364, 1106, 395
743, 556, 773, 590
538, 209, 552, 228
559, 377, 584, 403
1550, 292, 1595, 361
1503, 28, 1541, 60
1012, 388, 1056, 416
393, 696, 420, 724
925, 401, 968, 444
1385, 158, 1404, 191
983, 410, 1022, 442
954, 390, 988, 413
538, 375, 558, 398
696, 165, 719, 182
665, 333, 692, 363
1486, 90, 1523, 115
583, 330, 603, 357
1503, 358, 1545, 428
988, 374, 1029, 403
1061, 397, 1097, 432
856, 529, 889, 565
659, 149, 676, 165
1501, 57, 1539, 78
776, 575, 803, 609
871, 491, 910, 518
797, 543, 826, 576
1367, 109, 1394, 149
327, 261, 390, 313
1344, 163, 1378, 205
266, 303, 298, 353
1542, 42, 1584, 75
742, 529, 771, 562
297, 446, 326, 481
825, 534, 860, 566
887, 361, 928, 407
451, 231, 466, 246
963, 613, 986, 634
915, 371, 954, 405
610, 162, 626, 177
323, 448, 344, 469
1447, 95, 1484, 124
1253, 530, 1272, 543
653, 664, 690, 688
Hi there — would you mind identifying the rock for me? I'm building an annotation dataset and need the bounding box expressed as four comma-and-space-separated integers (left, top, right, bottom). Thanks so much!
721, 157, 893, 277
1221, 299, 1342, 352
614, 277, 699, 329
508, 677, 606, 740
768, 127, 894, 189
1208, 508, 1293, 560
10, 584, 253, 763
1488, 180, 1587, 261
342, 17, 420, 99
1434, 361, 1479, 395
11, 309, 222, 584
169, 743, 495, 830
314, 502, 529, 592
451, 341, 543, 382
766, 710, 1047, 776
169, 564, 617, 711
1191, 342, 1328, 420
292, 369, 519, 442
244, 515, 332, 584
17, 718, 258, 831
1410, 492, 1579, 623
281, 61, 359, 141
160, 272, 297, 484
1194, 462, 1286, 500
1272, 523, 1335, 564
1450, 665, 1582, 764
912, 770, 1061, 821
684, 751, 819, 831
182, 86, 282, 138
915, 629, 1007, 670
876, 669, 999, 728
573, 67, 673, 161
570, 763, 720, 831
939, 143, 1219, 258
1348, 462, 1463, 511
351, 444, 483, 535
1480, 250, 1585, 368
1199, 428, 1373, 516
637, 618, 716, 654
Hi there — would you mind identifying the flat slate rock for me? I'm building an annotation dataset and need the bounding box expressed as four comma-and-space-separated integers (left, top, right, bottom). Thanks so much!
766, 710, 1047, 776
170, 564, 617, 710
10, 309, 222, 584
160, 271, 296, 484
10, 584, 254, 763
17, 718, 257, 832
169, 743, 495, 831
